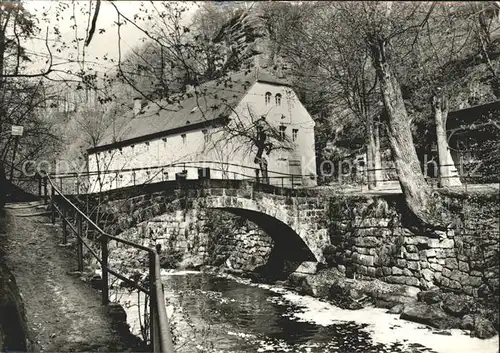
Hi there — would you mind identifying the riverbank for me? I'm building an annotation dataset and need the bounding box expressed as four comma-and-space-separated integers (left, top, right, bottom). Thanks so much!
212, 265, 499, 339
117, 268, 499, 353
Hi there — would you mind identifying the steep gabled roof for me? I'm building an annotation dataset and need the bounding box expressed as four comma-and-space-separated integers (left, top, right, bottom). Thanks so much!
89, 69, 290, 153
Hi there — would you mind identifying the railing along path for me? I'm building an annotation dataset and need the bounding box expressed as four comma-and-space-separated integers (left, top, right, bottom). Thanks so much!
46, 174, 174, 353
47, 160, 497, 195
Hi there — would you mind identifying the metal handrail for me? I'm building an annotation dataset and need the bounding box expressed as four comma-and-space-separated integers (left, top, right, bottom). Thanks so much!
49, 159, 308, 179
52, 159, 313, 194
45, 174, 174, 352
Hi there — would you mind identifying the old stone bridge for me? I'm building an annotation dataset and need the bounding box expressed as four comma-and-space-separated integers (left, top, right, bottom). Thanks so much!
62, 178, 498, 297
75, 179, 331, 266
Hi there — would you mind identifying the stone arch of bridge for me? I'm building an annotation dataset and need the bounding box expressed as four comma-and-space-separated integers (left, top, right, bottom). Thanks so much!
194, 194, 327, 264
213, 206, 317, 264
96, 187, 329, 265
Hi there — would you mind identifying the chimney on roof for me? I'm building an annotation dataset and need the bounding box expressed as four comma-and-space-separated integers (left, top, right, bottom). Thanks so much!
276, 65, 284, 79
275, 58, 287, 79
133, 97, 142, 117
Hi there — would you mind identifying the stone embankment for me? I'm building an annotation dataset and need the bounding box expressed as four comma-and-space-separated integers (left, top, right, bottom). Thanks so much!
286, 267, 498, 340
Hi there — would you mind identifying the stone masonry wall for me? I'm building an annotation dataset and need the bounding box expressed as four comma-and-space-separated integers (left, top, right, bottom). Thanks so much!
323, 193, 499, 298
109, 207, 274, 272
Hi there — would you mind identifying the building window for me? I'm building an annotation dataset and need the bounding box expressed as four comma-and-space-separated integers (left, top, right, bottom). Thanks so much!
279, 125, 286, 141
275, 93, 282, 106
145, 141, 150, 150
202, 129, 209, 142
265, 92, 272, 105
292, 128, 298, 142
181, 134, 187, 144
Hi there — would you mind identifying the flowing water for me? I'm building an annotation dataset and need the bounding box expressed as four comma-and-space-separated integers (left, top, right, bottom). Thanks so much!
114, 270, 498, 353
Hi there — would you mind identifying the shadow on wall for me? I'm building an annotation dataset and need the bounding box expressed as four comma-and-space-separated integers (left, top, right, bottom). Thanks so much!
216, 207, 317, 279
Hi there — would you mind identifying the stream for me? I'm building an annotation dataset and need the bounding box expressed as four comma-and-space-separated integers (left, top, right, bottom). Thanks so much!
113, 270, 498, 353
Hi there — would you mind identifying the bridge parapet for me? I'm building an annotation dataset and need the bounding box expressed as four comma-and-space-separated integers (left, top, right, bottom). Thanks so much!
72, 180, 331, 264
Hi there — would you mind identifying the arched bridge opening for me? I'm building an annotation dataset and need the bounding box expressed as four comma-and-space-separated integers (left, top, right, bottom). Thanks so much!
211, 207, 317, 278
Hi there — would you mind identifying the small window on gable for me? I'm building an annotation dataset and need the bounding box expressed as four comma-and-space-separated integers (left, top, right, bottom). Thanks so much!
181, 134, 187, 144
292, 128, 298, 142
275, 93, 282, 106
279, 125, 286, 141
265, 92, 272, 105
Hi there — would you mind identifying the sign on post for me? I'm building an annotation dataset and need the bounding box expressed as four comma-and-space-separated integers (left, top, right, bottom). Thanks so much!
11, 125, 24, 136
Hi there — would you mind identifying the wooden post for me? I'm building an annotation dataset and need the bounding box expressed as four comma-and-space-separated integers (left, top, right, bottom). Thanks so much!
38, 174, 42, 197
101, 234, 109, 305
149, 253, 158, 351
62, 207, 68, 244
43, 176, 48, 204
50, 186, 56, 224
76, 213, 84, 272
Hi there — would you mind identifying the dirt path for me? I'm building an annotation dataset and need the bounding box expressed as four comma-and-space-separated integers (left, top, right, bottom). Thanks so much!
1, 201, 138, 352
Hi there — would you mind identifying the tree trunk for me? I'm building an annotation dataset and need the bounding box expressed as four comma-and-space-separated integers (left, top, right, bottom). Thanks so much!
373, 120, 382, 186
368, 37, 445, 231
366, 116, 376, 189
432, 92, 462, 188
366, 117, 382, 189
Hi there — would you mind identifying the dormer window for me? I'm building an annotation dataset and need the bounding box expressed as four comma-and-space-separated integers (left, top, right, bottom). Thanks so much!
265, 92, 272, 105
279, 125, 286, 141
275, 93, 282, 106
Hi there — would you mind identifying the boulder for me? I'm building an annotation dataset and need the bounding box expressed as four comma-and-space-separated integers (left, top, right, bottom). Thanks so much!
387, 304, 405, 314
461, 315, 475, 331
329, 281, 364, 310
489, 311, 499, 332
472, 317, 497, 339
294, 262, 319, 275
178, 255, 204, 270
417, 289, 442, 304
441, 293, 471, 317
400, 302, 461, 329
